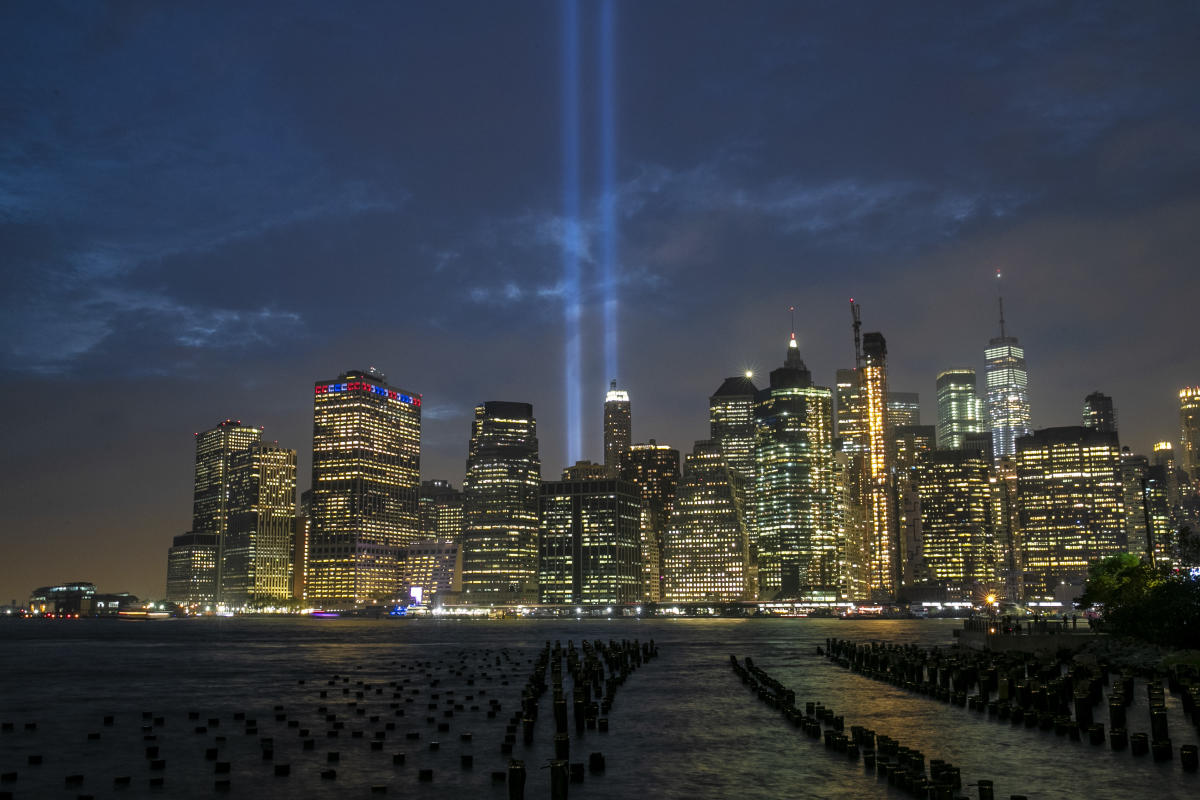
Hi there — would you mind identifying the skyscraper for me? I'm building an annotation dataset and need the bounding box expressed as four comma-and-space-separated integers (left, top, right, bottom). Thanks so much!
936, 369, 986, 450
835, 367, 871, 600
709, 374, 759, 484
620, 441, 680, 602
418, 480, 465, 543
862, 332, 896, 599
1082, 392, 1117, 433
1181, 387, 1200, 480
165, 532, 219, 608
663, 440, 752, 602
1119, 449, 1149, 555
754, 331, 835, 599
308, 368, 421, 607
1016, 426, 1123, 596
191, 419, 263, 595
461, 401, 541, 602
887, 391, 921, 429
985, 283, 1032, 459
603, 380, 631, 470
915, 448, 997, 601
222, 443, 297, 607
538, 465, 641, 605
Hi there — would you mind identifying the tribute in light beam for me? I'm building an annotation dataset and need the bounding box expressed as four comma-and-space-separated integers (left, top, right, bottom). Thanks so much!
600, 0, 618, 385
561, 0, 582, 465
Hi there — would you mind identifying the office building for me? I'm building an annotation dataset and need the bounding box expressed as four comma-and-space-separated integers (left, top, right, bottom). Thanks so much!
1082, 392, 1117, 434
936, 369, 986, 450
1119, 450, 1149, 555
754, 331, 836, 599
401, 540, 463, 605
419, 480, 465, 543
894, 425, 936, 474
461, 401, 541, 602
888, 391, 921, 429
1181, 387, 1200, 480
222, 443, 297, 607
1016, 427, 1123, 596
620, 441, 680, 602
664, 440, 752, 602
191, 419, 263, 595
294, 489, 311, 601
604, 380, 631, 470
308, 368, 421, 607
985, 292, 1032, 459
1143, 466, 1175, 567
915, 449, 997, 600
165, 532, 219, 608
710, 374, 759, 484
538, 466, 641, 605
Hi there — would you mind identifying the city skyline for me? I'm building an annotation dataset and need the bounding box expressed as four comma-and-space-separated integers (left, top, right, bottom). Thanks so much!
3, 1, 1200, 602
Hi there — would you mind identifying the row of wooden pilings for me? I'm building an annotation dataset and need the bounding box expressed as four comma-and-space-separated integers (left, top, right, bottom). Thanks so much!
822, 637, 1200, 772
730, 654, 1017, 800
506, 637, 659, 799
0, 647, 532, 797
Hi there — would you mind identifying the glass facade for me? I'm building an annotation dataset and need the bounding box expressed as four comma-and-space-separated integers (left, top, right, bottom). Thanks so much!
753, 338, 835, 599
165, 532, 219, 607
887, 391, 921, 429
985, 338, 1032, 460
461, 401, 541, 602
308, 368, 421, 608
191, 419, 263, 595
538, 474, 641, 605
664, 440, 752, 602
419, 480, 465, 543
936, 369, 985, 450
1082, 391, 1117, 433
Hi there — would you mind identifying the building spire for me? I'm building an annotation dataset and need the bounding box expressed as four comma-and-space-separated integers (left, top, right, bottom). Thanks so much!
788, 305, 797, 351
996, 269, 1006, 339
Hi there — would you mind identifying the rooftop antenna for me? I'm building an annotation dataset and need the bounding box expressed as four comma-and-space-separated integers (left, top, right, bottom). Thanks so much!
789, 305, 796, 342
850, 298, 863, 368
996, 269, 1006, 339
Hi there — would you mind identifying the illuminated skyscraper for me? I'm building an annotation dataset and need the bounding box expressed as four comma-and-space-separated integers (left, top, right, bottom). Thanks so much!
223, 443, 297, 607
664, 440, 752, 602
1016, 426, 1123, 596
1181, 387, 1200, 480
936, 369, 986, 450
620, 441, 680, 602
709, 375, 759, 484
603, 380, 631, 470
1143, 465, 1175, 567
1082, 392, 1117, 434
192, 419, 263, 595
308, 368, 421, 607
538, 465, 641, 605
462, 401, 541, 602
419, 480, 465, 543
754, 331, 836, 599
165, 532, 218, 608
1119, 449, 1149, 555
835, 367, 871, 599
893, 424, 936, 587
985, 284, 1031, 459
915, 448, 997, 601
893, 426, 936, 474
862, 332, 896, 599
887, 392, 921, 429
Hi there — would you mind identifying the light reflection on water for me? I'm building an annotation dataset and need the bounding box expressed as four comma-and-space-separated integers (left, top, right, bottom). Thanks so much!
0, 617, 1196, 799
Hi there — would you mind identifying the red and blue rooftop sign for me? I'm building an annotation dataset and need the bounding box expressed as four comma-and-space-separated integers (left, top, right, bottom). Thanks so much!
315, 380, 420, 406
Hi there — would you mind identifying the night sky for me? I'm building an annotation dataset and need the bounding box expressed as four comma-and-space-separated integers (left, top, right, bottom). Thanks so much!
3, 1, 1198, 602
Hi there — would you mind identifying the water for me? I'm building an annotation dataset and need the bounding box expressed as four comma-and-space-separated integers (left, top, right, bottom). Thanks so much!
0, 617, 1196, 799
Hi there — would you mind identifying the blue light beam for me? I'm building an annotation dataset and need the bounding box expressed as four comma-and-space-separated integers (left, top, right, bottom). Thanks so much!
600, 0, 618, 385
561, 0, 582, 465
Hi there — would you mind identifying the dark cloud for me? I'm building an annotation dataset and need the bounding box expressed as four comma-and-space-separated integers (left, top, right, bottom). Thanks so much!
1, 0, 1197, 600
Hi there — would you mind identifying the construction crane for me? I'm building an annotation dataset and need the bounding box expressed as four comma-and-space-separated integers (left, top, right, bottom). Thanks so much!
850, 298, 863, 368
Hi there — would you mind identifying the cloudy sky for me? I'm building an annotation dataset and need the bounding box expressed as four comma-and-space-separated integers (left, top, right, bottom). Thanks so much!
2, 1, 1197, 601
